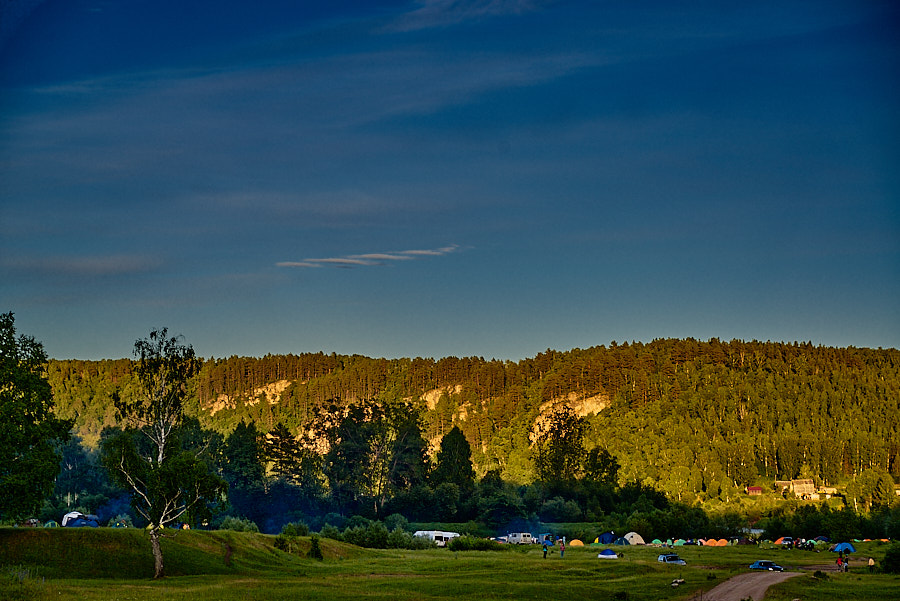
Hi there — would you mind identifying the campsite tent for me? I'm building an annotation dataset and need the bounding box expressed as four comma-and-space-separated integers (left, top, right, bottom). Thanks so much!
594, 532, 617, 545
597, 549, 618, 559
624, 531, 645, 545
62, 511, 99, 528
613, 537, 630, 545
674, 539, 686, 546
833, 542, 856, 554
569, 539, 584, 547
651, 539, 663, 545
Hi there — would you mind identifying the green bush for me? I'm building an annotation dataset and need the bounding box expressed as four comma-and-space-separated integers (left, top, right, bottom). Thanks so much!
409, 533, 437, 550
273, 533, 300, 554
384, 513, 409, 532
281, 521, 310, 537
387, 528, 435, 549
308, 534, 324, 560
447, 535, 507, 551
387, 527, 415, 549
219, 516, 259, 533
320, 523, 342, 540
344, 515, 372, 529
342, 521, 389, 548
882, 543, 900, 574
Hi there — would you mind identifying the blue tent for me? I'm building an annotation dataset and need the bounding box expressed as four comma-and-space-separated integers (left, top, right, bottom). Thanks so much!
833, 542, 856, 554
613, 537, 630, 545
62, 511, 99, 528
597, 549, 618, 559
594, 532, 617, 545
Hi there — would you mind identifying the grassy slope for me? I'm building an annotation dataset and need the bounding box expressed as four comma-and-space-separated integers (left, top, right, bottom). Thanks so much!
1, 529, 897, 600
0, 528, 364, 578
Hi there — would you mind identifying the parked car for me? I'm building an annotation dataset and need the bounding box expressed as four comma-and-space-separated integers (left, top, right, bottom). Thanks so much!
749, 560, 784, 571
657, 553, 686, 565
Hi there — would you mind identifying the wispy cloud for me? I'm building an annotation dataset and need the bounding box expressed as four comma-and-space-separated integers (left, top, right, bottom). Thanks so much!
387, 0, 544, 32
1, 254, 161, 277
277, 245, 460, 269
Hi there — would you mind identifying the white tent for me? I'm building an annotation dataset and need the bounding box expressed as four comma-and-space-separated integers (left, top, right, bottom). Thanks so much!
624, 531, 645, 545
61, 511, 83, 527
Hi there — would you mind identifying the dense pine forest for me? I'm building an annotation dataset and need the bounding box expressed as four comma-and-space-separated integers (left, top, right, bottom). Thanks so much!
47, 339, 899, 500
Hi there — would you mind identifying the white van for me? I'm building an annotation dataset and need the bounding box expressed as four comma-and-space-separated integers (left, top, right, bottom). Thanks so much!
507, 532, 533, 545
413, 530, 460, 547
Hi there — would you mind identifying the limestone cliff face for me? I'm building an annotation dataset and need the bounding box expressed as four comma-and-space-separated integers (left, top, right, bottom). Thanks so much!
529, 392, 611, 443
539, 392, 611, 418
210, 380, 292, 414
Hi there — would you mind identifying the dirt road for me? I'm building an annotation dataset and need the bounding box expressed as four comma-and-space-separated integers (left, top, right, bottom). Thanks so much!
687, 571, 802, 601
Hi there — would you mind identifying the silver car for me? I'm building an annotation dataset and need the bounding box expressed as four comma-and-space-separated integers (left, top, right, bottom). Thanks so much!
657, 553, 686, 565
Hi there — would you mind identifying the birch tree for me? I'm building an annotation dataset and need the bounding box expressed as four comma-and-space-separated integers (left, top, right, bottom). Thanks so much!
101, 328, 225, 578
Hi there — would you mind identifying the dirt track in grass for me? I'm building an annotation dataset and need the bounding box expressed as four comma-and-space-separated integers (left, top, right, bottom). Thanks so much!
686, 571, 802, 601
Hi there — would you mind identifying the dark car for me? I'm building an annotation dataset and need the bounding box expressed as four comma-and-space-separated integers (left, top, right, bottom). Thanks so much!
749, 560, 784, 571
657, 553, 686, 566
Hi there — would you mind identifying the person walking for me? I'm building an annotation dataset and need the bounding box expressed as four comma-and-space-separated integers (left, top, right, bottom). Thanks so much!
559, 541, 565, 558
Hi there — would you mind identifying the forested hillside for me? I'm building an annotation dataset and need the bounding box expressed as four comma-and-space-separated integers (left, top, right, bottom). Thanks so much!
46, 338, 900, 506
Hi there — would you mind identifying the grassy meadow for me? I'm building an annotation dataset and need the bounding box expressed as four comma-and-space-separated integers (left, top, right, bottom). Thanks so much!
1, 528, 897, 600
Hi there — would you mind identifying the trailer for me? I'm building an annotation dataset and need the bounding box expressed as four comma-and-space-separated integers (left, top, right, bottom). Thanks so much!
413, 530, 461, 547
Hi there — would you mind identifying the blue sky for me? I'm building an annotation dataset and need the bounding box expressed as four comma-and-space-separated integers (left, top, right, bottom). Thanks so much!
1, 0, 898, 360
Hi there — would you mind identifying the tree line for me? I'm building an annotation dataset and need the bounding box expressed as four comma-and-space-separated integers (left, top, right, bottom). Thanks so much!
46, 338, 900, 493
4, 315, 900, 577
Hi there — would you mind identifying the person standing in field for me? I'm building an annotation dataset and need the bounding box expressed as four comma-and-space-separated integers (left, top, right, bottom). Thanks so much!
560, 541, 565, 558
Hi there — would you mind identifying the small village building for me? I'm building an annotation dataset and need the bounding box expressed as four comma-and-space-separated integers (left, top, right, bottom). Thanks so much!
773, 479, 816, 499
774, 480, 792, 492
792, 479, 815, 498
818, 486, 837, 499
747, 486, 763, 496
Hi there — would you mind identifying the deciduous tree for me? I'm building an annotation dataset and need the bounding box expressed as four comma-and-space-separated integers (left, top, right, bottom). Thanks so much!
0, 312, 72, 521
314, 401, 428, 516
101, 328, 225, 578
533, 406, 587, 485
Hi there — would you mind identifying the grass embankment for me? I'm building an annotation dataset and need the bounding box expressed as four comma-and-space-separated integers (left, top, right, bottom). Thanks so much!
1, 529, 897, 600
0, 527, 362, 579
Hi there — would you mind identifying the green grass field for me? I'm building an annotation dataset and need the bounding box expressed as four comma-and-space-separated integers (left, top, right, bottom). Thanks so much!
1, 528, 896, 600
